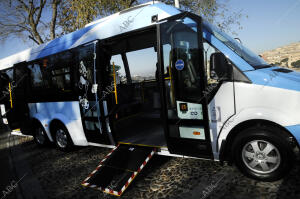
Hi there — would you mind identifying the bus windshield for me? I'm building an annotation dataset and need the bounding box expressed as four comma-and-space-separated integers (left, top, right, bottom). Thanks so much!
203, 20, 270, 69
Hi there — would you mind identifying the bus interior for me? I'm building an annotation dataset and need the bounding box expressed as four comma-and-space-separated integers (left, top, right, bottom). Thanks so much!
104, 27, 167, 147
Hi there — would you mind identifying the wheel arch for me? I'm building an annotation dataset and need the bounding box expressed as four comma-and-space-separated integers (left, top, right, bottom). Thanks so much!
30, 114, 53, 142
49, 118, 75, 145
220, 119, 299, 163
48, 113, 88, 146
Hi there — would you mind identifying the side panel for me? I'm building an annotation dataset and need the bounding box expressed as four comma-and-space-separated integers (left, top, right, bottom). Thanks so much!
29, 101, 88, 146
217, 82, 300, 152
208, 82, 235, 159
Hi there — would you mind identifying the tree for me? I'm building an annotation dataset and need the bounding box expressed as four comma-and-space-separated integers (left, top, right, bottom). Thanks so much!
57, 0, 140, 33
0, 0, 61, 45
59, 0, 246, 34
163, 0, 245, 34
281, 58, 288, 63
291, 60, 300, 68
0, 0, 246, 45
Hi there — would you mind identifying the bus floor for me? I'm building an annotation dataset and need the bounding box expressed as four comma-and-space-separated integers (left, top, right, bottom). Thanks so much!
114, 111, 167, 147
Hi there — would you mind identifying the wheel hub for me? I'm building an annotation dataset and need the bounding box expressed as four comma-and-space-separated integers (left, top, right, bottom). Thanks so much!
242, 140, 281, 174
255, 152, 266, 160
36, 127, 45, 144
56, 129, 67, 148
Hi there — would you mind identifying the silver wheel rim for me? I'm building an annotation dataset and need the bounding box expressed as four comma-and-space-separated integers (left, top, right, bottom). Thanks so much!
56, 129, 68, 148
36, 127, 45, 144
242, 140, 281, 174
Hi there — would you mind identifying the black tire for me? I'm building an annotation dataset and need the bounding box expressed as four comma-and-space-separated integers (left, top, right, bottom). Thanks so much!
53, 123, 73, 151
232, 124, 295, 181
33, 123, 50, 146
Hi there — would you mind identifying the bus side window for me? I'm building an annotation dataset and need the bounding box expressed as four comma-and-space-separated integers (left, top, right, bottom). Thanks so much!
203, 41, 225, 99
203, 41, 220, 83
77, 44, 94, 85
27, 63, 46, 88
5, 69, 13, 82
14, 66, 28, 89
48, 52, 72, 91
110, 55, 126, 85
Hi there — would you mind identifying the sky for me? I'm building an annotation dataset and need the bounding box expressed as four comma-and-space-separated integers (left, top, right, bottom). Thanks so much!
226, 0, 300, 54
0, 0, 300, 67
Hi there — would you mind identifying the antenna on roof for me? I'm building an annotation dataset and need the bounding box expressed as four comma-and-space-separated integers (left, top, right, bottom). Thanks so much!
175, 0, 180, 8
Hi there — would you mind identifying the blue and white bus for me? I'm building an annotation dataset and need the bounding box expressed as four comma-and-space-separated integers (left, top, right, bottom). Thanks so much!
0, 1, 299, 182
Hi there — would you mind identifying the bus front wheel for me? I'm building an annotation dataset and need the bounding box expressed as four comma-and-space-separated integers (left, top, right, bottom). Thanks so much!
232, 124, 295, 181
53, 123, 73, 151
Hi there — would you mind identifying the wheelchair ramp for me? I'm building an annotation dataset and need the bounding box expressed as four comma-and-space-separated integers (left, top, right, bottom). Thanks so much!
81, 144, 156, 196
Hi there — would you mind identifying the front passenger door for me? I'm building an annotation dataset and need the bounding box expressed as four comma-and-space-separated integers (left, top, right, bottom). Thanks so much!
158, 13, 213, 159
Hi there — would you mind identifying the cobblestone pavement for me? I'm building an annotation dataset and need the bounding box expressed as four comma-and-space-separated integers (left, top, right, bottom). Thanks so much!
10, 134, 300, 199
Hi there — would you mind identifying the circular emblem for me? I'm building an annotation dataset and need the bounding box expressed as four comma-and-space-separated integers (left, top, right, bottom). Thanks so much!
175, 59, 184, 71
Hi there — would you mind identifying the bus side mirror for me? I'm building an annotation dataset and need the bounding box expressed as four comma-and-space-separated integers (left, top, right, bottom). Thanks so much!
209, 52, 232, 81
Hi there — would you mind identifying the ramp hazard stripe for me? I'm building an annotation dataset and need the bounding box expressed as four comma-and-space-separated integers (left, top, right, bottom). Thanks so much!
82, 145, 119, 185
81, 145, 156, 196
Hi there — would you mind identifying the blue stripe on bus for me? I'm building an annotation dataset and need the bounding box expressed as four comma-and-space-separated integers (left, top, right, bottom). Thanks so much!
244, 67, 300, 92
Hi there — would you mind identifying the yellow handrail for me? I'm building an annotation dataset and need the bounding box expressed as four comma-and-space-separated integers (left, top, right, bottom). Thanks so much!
9, 82, 13, 108
112, 62, 118, 104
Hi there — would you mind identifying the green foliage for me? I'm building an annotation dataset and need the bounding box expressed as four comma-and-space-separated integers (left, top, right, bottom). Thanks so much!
163, 0, 246, 34
0, 0, 247, 45
281, 58, 288, 63
59, 0, 246, 35
58, 0, 139, 32
291, 60, 300, 68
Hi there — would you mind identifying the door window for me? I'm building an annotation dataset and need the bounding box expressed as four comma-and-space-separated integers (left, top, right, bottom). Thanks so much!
28, 63, 45, 88
77, 44, 94, 85
161, 17, 204, 107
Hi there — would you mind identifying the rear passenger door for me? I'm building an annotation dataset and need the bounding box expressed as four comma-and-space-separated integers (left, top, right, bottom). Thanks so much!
76, 42, 114, 145
6, 62, 30, 131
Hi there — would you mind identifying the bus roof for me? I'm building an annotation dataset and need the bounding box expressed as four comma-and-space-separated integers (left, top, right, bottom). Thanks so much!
0, 1, 180, 70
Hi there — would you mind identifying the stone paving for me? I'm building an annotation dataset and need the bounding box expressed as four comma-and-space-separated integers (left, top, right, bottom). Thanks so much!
7, 133, 300, 199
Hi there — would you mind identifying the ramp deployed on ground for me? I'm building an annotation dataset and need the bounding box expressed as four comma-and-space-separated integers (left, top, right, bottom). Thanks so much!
81, 144, 156, 196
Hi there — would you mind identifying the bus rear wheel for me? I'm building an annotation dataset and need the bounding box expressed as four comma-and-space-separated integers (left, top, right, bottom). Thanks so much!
34, 123, 49, 146
53, 123, 73, 151
232, 124, 295, 181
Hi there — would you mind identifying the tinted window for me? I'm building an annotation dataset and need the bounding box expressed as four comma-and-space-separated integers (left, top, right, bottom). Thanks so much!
77, 44, 94, 84
203, 20, 268, 69
47, 51, 73, 91
28, 63, 44, 88
14, 65, 28, 89
5, 68, 14, 82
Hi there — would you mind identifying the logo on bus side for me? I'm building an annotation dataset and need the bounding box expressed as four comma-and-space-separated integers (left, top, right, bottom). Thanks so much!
119, 16, 134, 32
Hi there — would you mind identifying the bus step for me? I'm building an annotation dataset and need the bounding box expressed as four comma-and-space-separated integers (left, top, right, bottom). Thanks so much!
81, 144, 156, 196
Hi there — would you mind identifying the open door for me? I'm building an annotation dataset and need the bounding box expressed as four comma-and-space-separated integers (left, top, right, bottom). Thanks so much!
76, 41, 114, 145
6, 62, 31, 132
157, 13, 213, 159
